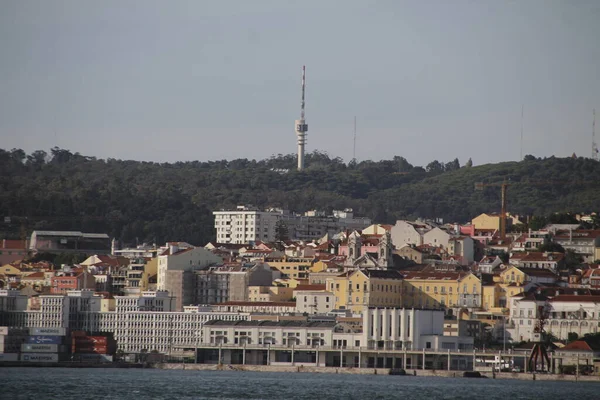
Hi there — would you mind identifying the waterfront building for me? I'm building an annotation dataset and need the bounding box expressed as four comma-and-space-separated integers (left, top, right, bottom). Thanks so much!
195, 307, 474, 368
509, 290, 600, 341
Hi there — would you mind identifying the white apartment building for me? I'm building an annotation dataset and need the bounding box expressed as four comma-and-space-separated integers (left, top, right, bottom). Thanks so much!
115, 291, 176, 313
509, 293, 600, 342
213, 206, 372, 245
294, 290, 334, 314
214, 206, 281, 244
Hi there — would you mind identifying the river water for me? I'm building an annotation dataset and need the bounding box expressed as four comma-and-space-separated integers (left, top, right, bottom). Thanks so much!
1, 368, 599, 400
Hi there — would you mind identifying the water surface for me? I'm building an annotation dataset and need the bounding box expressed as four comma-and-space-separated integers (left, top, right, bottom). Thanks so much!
1, 368, 598, 400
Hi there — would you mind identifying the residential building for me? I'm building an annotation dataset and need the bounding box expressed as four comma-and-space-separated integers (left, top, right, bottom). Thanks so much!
293, 284, 333, 314
213, 206, 282, 244
510, 252, 566, 272
554, 230, 600, 262
423, 227, 453, 248
447, 236, 475, 265
0, 239, 28, 265
327, 269, 404, 313
157, 244, 222, 291
115, 290, 176, 312
282, 209, 371, 243
401, 271, 482, 312
509, 289, 600, 341
50, 271, 96, 294
265, 257, 313, 280
395, 244, 424, 263
248, 286, 294, 302
390, 220, 429, 247
471, 213, 511, 232
195, 263, 280, 305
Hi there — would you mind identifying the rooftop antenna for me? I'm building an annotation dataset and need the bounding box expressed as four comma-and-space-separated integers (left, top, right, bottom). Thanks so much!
520, 105, 524, 161
353, 116, 357, 162
295, 66, 308, 170
593, 109, 598, 161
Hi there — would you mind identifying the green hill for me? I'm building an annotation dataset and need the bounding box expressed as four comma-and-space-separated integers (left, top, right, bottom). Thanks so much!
1, 148, 599, 246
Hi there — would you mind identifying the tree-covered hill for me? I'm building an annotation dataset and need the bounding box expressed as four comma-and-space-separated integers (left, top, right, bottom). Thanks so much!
1, 148, 599, 246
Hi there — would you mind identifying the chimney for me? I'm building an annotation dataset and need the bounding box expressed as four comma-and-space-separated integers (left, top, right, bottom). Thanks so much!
2, 239, 5, 248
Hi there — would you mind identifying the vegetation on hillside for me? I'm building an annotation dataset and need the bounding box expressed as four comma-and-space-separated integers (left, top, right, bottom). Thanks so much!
1, 147, 599, 246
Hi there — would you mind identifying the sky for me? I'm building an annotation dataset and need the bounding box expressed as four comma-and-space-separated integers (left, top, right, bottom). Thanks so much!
1, 0, 599, 167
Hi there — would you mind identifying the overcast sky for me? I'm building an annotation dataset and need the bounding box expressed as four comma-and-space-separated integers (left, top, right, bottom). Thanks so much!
1, 0, 599, 166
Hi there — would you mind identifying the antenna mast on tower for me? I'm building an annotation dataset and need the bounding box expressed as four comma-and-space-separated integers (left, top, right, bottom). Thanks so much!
593, 109, 598, 161
520, 105, 524, 161
353, 116, 357, 162
295, 66, 308, 170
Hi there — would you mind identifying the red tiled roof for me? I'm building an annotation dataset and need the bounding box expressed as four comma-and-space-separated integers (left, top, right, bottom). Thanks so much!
402, 271, 467, 280
560, 340, 593, 352
22, 272, 45, 279
549, 295, 600, 303
511, 252, 564, 263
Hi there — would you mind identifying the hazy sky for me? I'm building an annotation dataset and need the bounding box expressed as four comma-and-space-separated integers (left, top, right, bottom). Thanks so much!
1, 0, 599, 166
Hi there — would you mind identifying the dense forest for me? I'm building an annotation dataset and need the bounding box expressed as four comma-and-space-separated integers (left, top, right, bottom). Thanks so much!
1, 147, 599, 246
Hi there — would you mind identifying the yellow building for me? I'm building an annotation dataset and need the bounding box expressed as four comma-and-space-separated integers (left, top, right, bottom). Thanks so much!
402, 271, 482, 310
471, 213, 511, 231
141, 258, 158, 291
327, 269, 403, 313
498, 266, 527, 285
481, 282, 503, 312
267, 257, 313, 280
247, 285, 294, 302
1, 264, 22, 276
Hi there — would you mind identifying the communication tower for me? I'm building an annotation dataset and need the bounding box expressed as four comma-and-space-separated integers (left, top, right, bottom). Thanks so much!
295, 66, 308, 170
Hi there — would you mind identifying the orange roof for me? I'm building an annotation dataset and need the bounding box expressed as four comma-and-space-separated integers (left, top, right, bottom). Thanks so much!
560, 340, 594, 352
22, 272, 46, 279
550, 295, 600, 303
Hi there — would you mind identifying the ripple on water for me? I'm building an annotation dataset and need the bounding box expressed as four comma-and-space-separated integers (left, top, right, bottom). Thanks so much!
1, 368, 599, 400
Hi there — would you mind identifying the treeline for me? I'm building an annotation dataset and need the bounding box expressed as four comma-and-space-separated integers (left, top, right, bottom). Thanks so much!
1, 147, 599, 246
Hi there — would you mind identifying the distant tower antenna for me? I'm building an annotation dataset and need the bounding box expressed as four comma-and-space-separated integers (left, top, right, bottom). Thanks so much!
353, 116, 357, 162
295, 66, 308, 170
593, 109, 599, 161
520, 105, 524, 161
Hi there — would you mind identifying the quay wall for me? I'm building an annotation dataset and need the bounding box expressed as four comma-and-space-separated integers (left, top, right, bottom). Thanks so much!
156, 363, 600, 382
